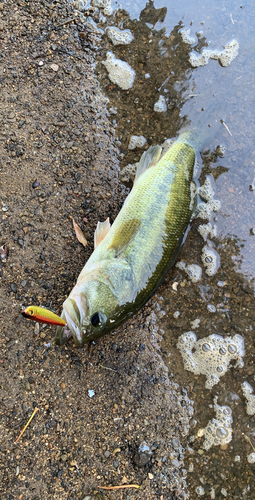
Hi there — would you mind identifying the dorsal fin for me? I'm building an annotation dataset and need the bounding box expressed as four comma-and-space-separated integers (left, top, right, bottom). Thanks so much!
94, 217, 111, 249
108, 218, 141, 257
134, 145, 162, 184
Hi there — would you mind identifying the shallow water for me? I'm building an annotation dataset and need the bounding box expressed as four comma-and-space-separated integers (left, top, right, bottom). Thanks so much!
91, 0, 255, 497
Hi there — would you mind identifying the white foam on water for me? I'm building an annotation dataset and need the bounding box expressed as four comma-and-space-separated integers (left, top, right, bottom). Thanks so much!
201, 244, 220, 276
176, 261, 202, 283
202, 397, 233, 450
241, 381, 255, 415
180, 28, 196, 45
128, 135, 147, 150
198, 223, 217, 241
107, 27, 133, 45
189, 39, 239, 67
92, 0, 112, 15
102, 52, 136, 90
154, 95, 167, 112
177, 331, 245, 389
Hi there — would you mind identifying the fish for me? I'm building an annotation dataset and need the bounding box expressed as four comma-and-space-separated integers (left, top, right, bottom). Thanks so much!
22, 306, 66, 326
55, 132, 198, 346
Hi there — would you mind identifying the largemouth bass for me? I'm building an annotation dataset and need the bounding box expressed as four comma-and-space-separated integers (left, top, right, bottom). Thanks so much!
56, 133, 197, 346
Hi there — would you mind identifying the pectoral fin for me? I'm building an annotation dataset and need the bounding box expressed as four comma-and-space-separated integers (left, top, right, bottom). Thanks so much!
134, 145, 162, 184
94, 217, 111, 249
108, 218, 141, 257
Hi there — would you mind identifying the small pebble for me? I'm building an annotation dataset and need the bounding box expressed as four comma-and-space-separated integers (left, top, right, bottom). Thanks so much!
217, 281, 225, 287
88, 389, 95, 397
207, 304, 216, 313
32, 180, 40, 188
173, 311, 180, 319
50, 64, 59, 72
104, 450, 110, 458
60, 382, 66, 389
34, 323, 40, 335
247, 452, 255, 463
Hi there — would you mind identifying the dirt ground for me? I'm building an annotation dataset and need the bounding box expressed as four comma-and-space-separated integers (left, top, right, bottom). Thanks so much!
0, 1, 191, 498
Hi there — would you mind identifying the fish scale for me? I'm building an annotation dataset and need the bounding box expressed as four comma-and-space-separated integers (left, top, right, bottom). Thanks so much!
56, 136, 196, 345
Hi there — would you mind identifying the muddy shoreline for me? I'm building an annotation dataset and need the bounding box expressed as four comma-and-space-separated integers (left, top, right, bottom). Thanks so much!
0, 1, 191, 498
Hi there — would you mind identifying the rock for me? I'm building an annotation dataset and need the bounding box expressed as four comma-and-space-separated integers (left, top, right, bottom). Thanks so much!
34, 323, 40, 335
50, 64, 59, 72
11, 283, 17, 293
133, 442, 152, 467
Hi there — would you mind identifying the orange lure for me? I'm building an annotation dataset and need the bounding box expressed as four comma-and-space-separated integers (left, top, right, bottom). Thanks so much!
22, 306, 66, 326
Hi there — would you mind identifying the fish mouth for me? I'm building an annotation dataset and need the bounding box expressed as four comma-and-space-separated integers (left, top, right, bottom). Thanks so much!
55, 296, 88, 346
55, 324, 73, 346
55, 313, 84, 346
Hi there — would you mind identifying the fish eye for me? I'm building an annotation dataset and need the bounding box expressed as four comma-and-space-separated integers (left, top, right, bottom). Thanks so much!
29, 309, 34, 315
91, 312, 100, 327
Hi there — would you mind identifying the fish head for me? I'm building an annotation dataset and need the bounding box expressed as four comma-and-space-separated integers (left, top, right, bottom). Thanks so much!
56, 279, 118, 346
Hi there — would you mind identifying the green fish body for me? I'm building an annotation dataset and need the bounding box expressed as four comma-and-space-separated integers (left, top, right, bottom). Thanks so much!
56, 135, 196, 346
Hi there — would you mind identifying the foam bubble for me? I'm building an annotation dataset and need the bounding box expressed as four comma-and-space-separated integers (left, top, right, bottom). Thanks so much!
120, 162, 138, 183
197, 176, 221, 221
180, 28, 196, 45
202, 397, 233, 450
128, 135, 147, 150
177, 332, 245, 389
173, 311, 180, 319
219, 40, 239, 67
197, 200, 221, 220
241, 382, 255, 415
72, 0, 88, 11
154, 95, 167, 112
190, 318, 200, 329
199, 176, 215, 202
176, 261, 202, 283
196, 486, 205, 496
189, 39, 239, 67
107, 27, 133, 46
92, 0, 112, 15
102, 52, 136, 90
160, 138, 175, 155
198, 223, 217, 241
201, 244, 220, 276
